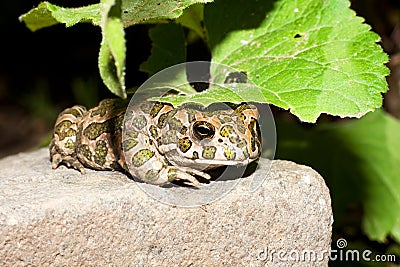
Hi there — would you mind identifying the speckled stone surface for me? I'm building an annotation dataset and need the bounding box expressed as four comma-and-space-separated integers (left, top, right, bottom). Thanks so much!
0, 148, 332, 266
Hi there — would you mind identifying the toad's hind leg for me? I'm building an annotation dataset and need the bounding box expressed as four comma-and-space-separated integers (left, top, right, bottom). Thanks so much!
50, 105, 87, 173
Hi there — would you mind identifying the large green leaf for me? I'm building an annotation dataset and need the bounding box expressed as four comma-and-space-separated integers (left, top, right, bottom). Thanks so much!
156, 0, 389, 122
276, 110, 400, 241
207, 0, 389, 122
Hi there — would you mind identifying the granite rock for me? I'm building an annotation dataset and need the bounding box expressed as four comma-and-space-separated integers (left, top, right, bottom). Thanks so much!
0, 148, 332, 266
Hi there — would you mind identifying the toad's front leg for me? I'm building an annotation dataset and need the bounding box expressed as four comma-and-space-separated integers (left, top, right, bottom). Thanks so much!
122, 129, 210, 186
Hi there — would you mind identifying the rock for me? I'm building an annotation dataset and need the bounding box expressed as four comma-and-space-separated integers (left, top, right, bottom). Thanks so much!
0, 148, 332, 266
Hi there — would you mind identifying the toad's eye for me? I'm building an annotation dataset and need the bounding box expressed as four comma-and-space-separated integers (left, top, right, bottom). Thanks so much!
192, 121, 215, 140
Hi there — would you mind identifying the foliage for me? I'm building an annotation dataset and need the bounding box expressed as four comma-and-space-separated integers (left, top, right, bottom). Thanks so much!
277, 110, 400, 243
20, 0, 388, 122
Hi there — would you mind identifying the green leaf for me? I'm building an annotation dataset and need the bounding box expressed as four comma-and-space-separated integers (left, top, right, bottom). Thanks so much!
140, 23, 186, 76
99, 0, 126, 98
276, 110, 400, 241
156, 0, 388, 122
121, 0, 213, 27
19, 2, 100, 31
206, 0, 389, 122
176, 4, 206, 40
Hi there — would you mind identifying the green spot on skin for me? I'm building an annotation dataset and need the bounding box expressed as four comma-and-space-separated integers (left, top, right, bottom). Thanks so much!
178, 137, 192, 153
158, 109, 177, 128
66, 128, 76, 137
94, 140, 108, 166
150, 103, 165, 117
157, 112, 169, 128
243, 147, 249, 158
167, 168, 178, 181
83, 123, 104, 140
55, 120, 72, 140
250, 137, 256, 152
237, 138, 247, 148
127, 131, 139, 138
180, 126, 188, 135
192, 151, 199, 159
223, 146, 236, 160
132, 149, 155, 167
65, 139, 76, 149
168, 117, 184, 131
131, 115, 147, 130
149, 125, 158, 139
202, 146, 216, 159
220, 125, 235, 137
234, 103, 251, 121
78, 144, 92, 160
160, 130, 178, 145
145, 169, 160, 181
83, 116, 121, 140
122, 139, 138, 151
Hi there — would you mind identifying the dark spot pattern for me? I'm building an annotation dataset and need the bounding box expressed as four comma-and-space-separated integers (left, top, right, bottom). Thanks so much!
132, 149, 155, 167
122, 139, 138, 151
178, 137, 192, 153
180, 126, 188, 135
157, 111, 170, 128
145, 169, 160, 181
248, 117, 261, 152
150, 103, 165, 117
167, 168, 178, 181
223, 146, 236, 160
55, 121, 73, 141
83, 116, 121, 140
202, 146, 216, 159
94, 140, 108, 166
160, 130, 178, 145
168, 117, 184, 131
221, 125, 242, 142
78, 144, 92, 160
131, 115, 147, 130
149, 125, 158, 139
